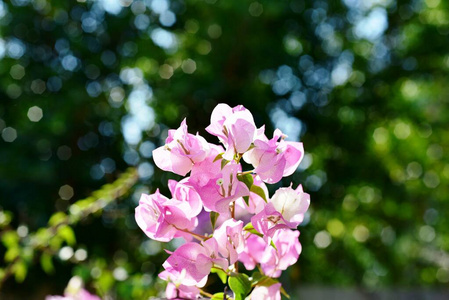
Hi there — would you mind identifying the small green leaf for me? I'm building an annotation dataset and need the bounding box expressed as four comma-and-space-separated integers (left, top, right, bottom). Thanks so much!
211, 267, 227, 284
243, 222, 263, 238
243, 222, 254, 231
0, 211, 12, 227
13, 260, 27, 283
211, 292, 226, 300
58, 225, 76, 246
243, 196, 250, 206
221, 159, 230, 169
210, 211, 219, 230
48, 212, 67, 226
5, 246, 20, 262
1, 231, 19, 248
213, 153, 224, 162
250, 185, 267, 202
237, 173, 254, 189
40, 253, 55, 274
270, 240, 277, 251
251, 273, 278, 287
229, 272, 251, 300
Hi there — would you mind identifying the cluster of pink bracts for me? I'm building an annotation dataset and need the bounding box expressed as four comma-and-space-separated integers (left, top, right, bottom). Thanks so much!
136, 104, 310, 299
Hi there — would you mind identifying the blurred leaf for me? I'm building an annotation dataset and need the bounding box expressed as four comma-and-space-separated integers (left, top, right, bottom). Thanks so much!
58, 225, 76, 246
5, 247, 20, 262
13, 261, 27, 283
1, 231, 19, 248
40, 253, 54, 274
48, 212, 67, 227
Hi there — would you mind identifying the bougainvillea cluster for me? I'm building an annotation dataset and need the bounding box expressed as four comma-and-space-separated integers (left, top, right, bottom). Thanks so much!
136, 103, 310, 299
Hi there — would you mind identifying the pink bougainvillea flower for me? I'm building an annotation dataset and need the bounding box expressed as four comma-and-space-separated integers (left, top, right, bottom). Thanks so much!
165, 282, 200, 300
244, 129, 304, 184
168, 178, 203, 218
238, 233, 267, 270
202, 237, 229, 270
135, 190, 197, 242
212, 219, 245, 264
159, 242, 216, 287
251, 184, 309, 237
46, 276, 100, 300
235, 175, 268, 217
190, 160, 249, 215
153, 119, 210, 176
270, 184, 310, 226
46, 289, 100, 300
259, 229, 302, 278
251, 204, 290, 238
250, 283, 281, 300
206, 104, 257, 160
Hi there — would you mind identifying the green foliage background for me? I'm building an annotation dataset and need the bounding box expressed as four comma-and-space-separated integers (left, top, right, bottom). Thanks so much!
1, 0, 449, 298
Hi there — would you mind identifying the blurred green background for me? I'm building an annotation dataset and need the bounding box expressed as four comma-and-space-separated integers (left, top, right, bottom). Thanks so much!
1, 0, 448, 298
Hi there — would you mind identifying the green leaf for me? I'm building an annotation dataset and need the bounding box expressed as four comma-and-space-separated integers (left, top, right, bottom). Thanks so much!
213, 153, 224, 162
40, 253, 55, 274
48, 212, 67, 226
13, 260, 27, 283
1, 231, 19, 248
58, 225, 76, 246
0, 211, 12, 227
237, 173, 253, 189
210, 211, 219, 230
228, 272, 251, 300
243, 222, 254, 231
5, 246, 20, 262
243, 222, 263, 238
211, 292, 226, 300
211, 267, 227, 284
243, 196, 250, 206
221, 159, 230, 169
251, 273, 278, 287
270, 240, 277, 251
250, 185, 267, 202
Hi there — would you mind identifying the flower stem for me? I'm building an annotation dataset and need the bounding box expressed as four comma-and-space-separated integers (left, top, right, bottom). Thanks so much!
175, 227, 208, 241
199, 289, 214, 298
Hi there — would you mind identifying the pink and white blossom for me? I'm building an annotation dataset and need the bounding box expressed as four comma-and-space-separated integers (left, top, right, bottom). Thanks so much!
238, 234, 267, 270
135, 191, 197, 242
244, 129, 304, 184
159, 241, 227, 287
165, 282, 200, 299
212, 219, 245, 264
251, 184, 309, 237
206, 104, 257, 160
190, 161, 249, 215
153, 119, 210, 176
250, 283, 281, 300
168, 179, 203, 218
270, 184, 310, 226
259, 229, 302, 278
